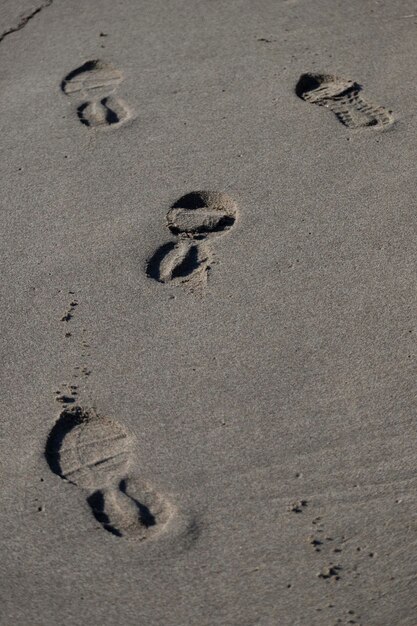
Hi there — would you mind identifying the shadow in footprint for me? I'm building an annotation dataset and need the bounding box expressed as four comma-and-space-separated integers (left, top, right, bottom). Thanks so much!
171, 244, 201, 279
87, 484, 156, 538
146, 242, 176, 282
45, 406, 85, 477
87, 490, 122, 537
87, 480, 159, 538
295, 73, 360, 100
171, 192, 207, 211
76, 97, 127, 128
168, 191, 237, 239
146, 241, 209, 286
120, 479, 156, 528
102, 97, 119, 125
61, 60, 101, 92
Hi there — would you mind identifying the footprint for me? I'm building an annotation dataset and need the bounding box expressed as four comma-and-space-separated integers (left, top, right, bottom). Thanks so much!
61, 60, 131, 129
45, 406, 173, 539
295, 72, 393, 130
147, 191, 238, 288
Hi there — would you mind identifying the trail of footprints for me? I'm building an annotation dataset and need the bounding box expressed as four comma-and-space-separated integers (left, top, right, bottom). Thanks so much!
147, 191, 238, 288
50, 61, 396, 544
62, 60, 131, 129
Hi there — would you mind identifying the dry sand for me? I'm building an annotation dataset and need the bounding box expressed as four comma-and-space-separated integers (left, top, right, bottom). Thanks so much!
1, 0, 416, 624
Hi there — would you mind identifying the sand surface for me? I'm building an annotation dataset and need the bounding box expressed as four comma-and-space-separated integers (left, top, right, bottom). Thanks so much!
1, 0, 416, 624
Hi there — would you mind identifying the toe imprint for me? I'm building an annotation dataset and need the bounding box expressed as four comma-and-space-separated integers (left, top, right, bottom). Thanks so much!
295, 72, 393, 130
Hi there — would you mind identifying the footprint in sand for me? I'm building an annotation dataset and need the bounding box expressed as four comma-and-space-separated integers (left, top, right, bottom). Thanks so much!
45, 406, 173, 539
295, 72, 393, 130
146, 191, 238, 289
61, 60, 131, 129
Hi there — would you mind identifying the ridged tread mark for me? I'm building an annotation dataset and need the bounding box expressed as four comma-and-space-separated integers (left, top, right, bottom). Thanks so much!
58, 433, 128, 454
63, 450, 130, 478
296, 72, 393, 129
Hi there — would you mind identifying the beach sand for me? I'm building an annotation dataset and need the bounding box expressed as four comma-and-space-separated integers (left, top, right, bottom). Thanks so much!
0, 0, 416, 624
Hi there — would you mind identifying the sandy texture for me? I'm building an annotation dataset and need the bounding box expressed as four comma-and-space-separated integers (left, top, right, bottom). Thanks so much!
1, 0, 416, 624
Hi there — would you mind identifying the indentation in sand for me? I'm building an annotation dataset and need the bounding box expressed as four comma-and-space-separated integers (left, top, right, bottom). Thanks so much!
147, 191, 238, 289
45, 407, 174, 540
296, 72, 393, 129
61, 60, 132, 130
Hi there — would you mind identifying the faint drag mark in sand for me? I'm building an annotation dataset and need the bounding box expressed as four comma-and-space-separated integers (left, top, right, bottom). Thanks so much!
59, 291, 91, 387
45, 407, 176, 540
296, 73, 393, 130
0, 0, 53, 45
61, 60, 131, 130
147, 191, 238, 289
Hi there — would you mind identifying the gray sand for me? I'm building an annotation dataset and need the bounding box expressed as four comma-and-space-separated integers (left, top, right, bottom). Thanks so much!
1, 0, 416, 624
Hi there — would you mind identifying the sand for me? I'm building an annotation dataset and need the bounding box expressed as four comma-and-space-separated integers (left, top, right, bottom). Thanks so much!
0, 0, 416, 624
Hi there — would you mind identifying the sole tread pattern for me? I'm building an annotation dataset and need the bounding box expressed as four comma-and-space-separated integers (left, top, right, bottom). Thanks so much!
296, 72, 393, 129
